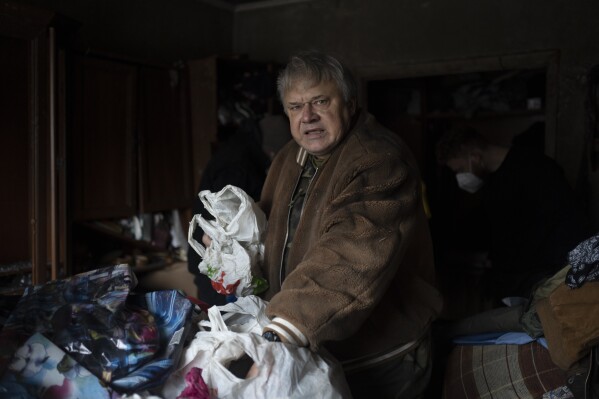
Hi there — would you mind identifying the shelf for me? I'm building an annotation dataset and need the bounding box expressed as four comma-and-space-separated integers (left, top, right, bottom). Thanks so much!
423, 109, 545, 120
0, 286, 26, 296
0, 263, 32, 278
131, 260, 169, 275
0, 268, 31, 278
79, 221, 160, 252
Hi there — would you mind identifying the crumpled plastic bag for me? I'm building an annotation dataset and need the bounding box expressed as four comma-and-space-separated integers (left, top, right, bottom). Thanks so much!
51, 302, 160, 382
0, 265, 136, 377
161, 296, 351, 399
1, 332, 117, 399
188, 185, 268, 297
0, 265, 195, 394
198, 296, 271, 335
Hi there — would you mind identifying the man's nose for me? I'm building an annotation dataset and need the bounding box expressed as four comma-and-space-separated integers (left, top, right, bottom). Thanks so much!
300, 103, 318, 122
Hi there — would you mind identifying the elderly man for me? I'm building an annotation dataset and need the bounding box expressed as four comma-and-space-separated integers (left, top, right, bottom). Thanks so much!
250, 51, 442, 398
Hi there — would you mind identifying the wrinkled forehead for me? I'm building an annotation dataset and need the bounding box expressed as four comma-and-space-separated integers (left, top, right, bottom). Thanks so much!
284, 76, 341, 99
288, 73, 331, 90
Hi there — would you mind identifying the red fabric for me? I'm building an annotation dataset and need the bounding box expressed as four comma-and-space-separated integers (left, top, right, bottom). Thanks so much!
177, 367, 211, 399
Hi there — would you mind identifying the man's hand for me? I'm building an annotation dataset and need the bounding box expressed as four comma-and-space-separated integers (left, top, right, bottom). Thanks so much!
202, 234, 212, 247
246, 363, 259, 379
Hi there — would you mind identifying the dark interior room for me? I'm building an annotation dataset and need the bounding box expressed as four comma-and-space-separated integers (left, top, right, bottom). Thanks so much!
2, 0, 599, 397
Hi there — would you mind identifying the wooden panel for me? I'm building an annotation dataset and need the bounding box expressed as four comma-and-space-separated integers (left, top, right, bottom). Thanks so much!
138, 66, 192, 212
0, 3, 70, 285
33, 29, 52, 285
56, 47, 69, 278
73, 56, 137, 220
187, 57, 218, 192
0, 35, 30, 264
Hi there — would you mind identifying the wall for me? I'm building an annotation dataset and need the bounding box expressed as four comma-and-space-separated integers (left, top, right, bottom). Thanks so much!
233, 0, 599, 229
11, 0, 234, 62
6, 0, 599, 228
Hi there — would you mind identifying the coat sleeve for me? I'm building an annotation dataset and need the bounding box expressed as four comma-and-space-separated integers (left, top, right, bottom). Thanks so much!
266, 148, 423, 351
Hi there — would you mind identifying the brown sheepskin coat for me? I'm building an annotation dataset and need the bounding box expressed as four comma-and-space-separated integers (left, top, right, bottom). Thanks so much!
259, 111, 443, 364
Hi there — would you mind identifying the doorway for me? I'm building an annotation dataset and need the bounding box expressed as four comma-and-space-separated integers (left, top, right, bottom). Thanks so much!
360, 51, 557, 319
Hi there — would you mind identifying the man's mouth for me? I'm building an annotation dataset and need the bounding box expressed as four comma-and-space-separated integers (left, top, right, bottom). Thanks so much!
304, 129, 325, 136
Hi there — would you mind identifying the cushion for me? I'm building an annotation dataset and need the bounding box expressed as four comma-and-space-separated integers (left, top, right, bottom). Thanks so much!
443, 342, 566, 398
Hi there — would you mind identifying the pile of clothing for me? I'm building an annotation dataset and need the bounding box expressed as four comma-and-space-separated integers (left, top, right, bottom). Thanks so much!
443, 232, 599, 398
0, 264, 195, 398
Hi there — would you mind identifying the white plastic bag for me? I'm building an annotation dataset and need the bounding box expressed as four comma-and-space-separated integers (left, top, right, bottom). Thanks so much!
198, 295, 271, 335
162, 296, 351, 399
188, 185, 268, 297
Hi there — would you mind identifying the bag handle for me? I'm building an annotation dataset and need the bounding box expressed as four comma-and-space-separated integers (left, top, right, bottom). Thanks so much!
187, 214, 206, 258
207, 306, 229, 332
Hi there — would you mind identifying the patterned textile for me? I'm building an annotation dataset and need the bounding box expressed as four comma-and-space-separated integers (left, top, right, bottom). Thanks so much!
543, 386, 574, 399
443, 342, 567, 398
0, 265, 194, 394
51, 302, 159, 382
566, 233, 599, 288
111, 290, 194, 393
0, 333, 119, 399
0, 265, 136, 376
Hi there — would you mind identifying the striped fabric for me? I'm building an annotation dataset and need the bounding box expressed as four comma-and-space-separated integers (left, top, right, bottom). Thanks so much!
443, 342, 567, 398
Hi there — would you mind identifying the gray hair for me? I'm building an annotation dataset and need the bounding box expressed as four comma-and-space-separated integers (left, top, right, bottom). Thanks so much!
277, 51, 357, 108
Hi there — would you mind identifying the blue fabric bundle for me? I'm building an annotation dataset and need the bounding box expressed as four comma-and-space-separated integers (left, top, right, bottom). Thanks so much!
0, 265, 195, 394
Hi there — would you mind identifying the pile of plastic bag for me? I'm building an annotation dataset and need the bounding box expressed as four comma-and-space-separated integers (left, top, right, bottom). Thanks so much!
162, 296, 352, 399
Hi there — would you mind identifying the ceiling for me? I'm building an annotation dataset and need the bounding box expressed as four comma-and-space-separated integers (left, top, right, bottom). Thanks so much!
199, 0, 312, 12
222, 0, 268, 5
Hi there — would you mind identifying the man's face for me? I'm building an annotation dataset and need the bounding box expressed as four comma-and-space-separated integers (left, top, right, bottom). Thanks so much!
446, 157, 470, 174
283, 79, 354, 157
446, 152, 485, 176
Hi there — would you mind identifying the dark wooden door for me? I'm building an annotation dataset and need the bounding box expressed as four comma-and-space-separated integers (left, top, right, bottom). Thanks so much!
73, 56, 138, 220
138, 66, 192, 212
0, 35, 31, 266
0, 2, 67, 286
